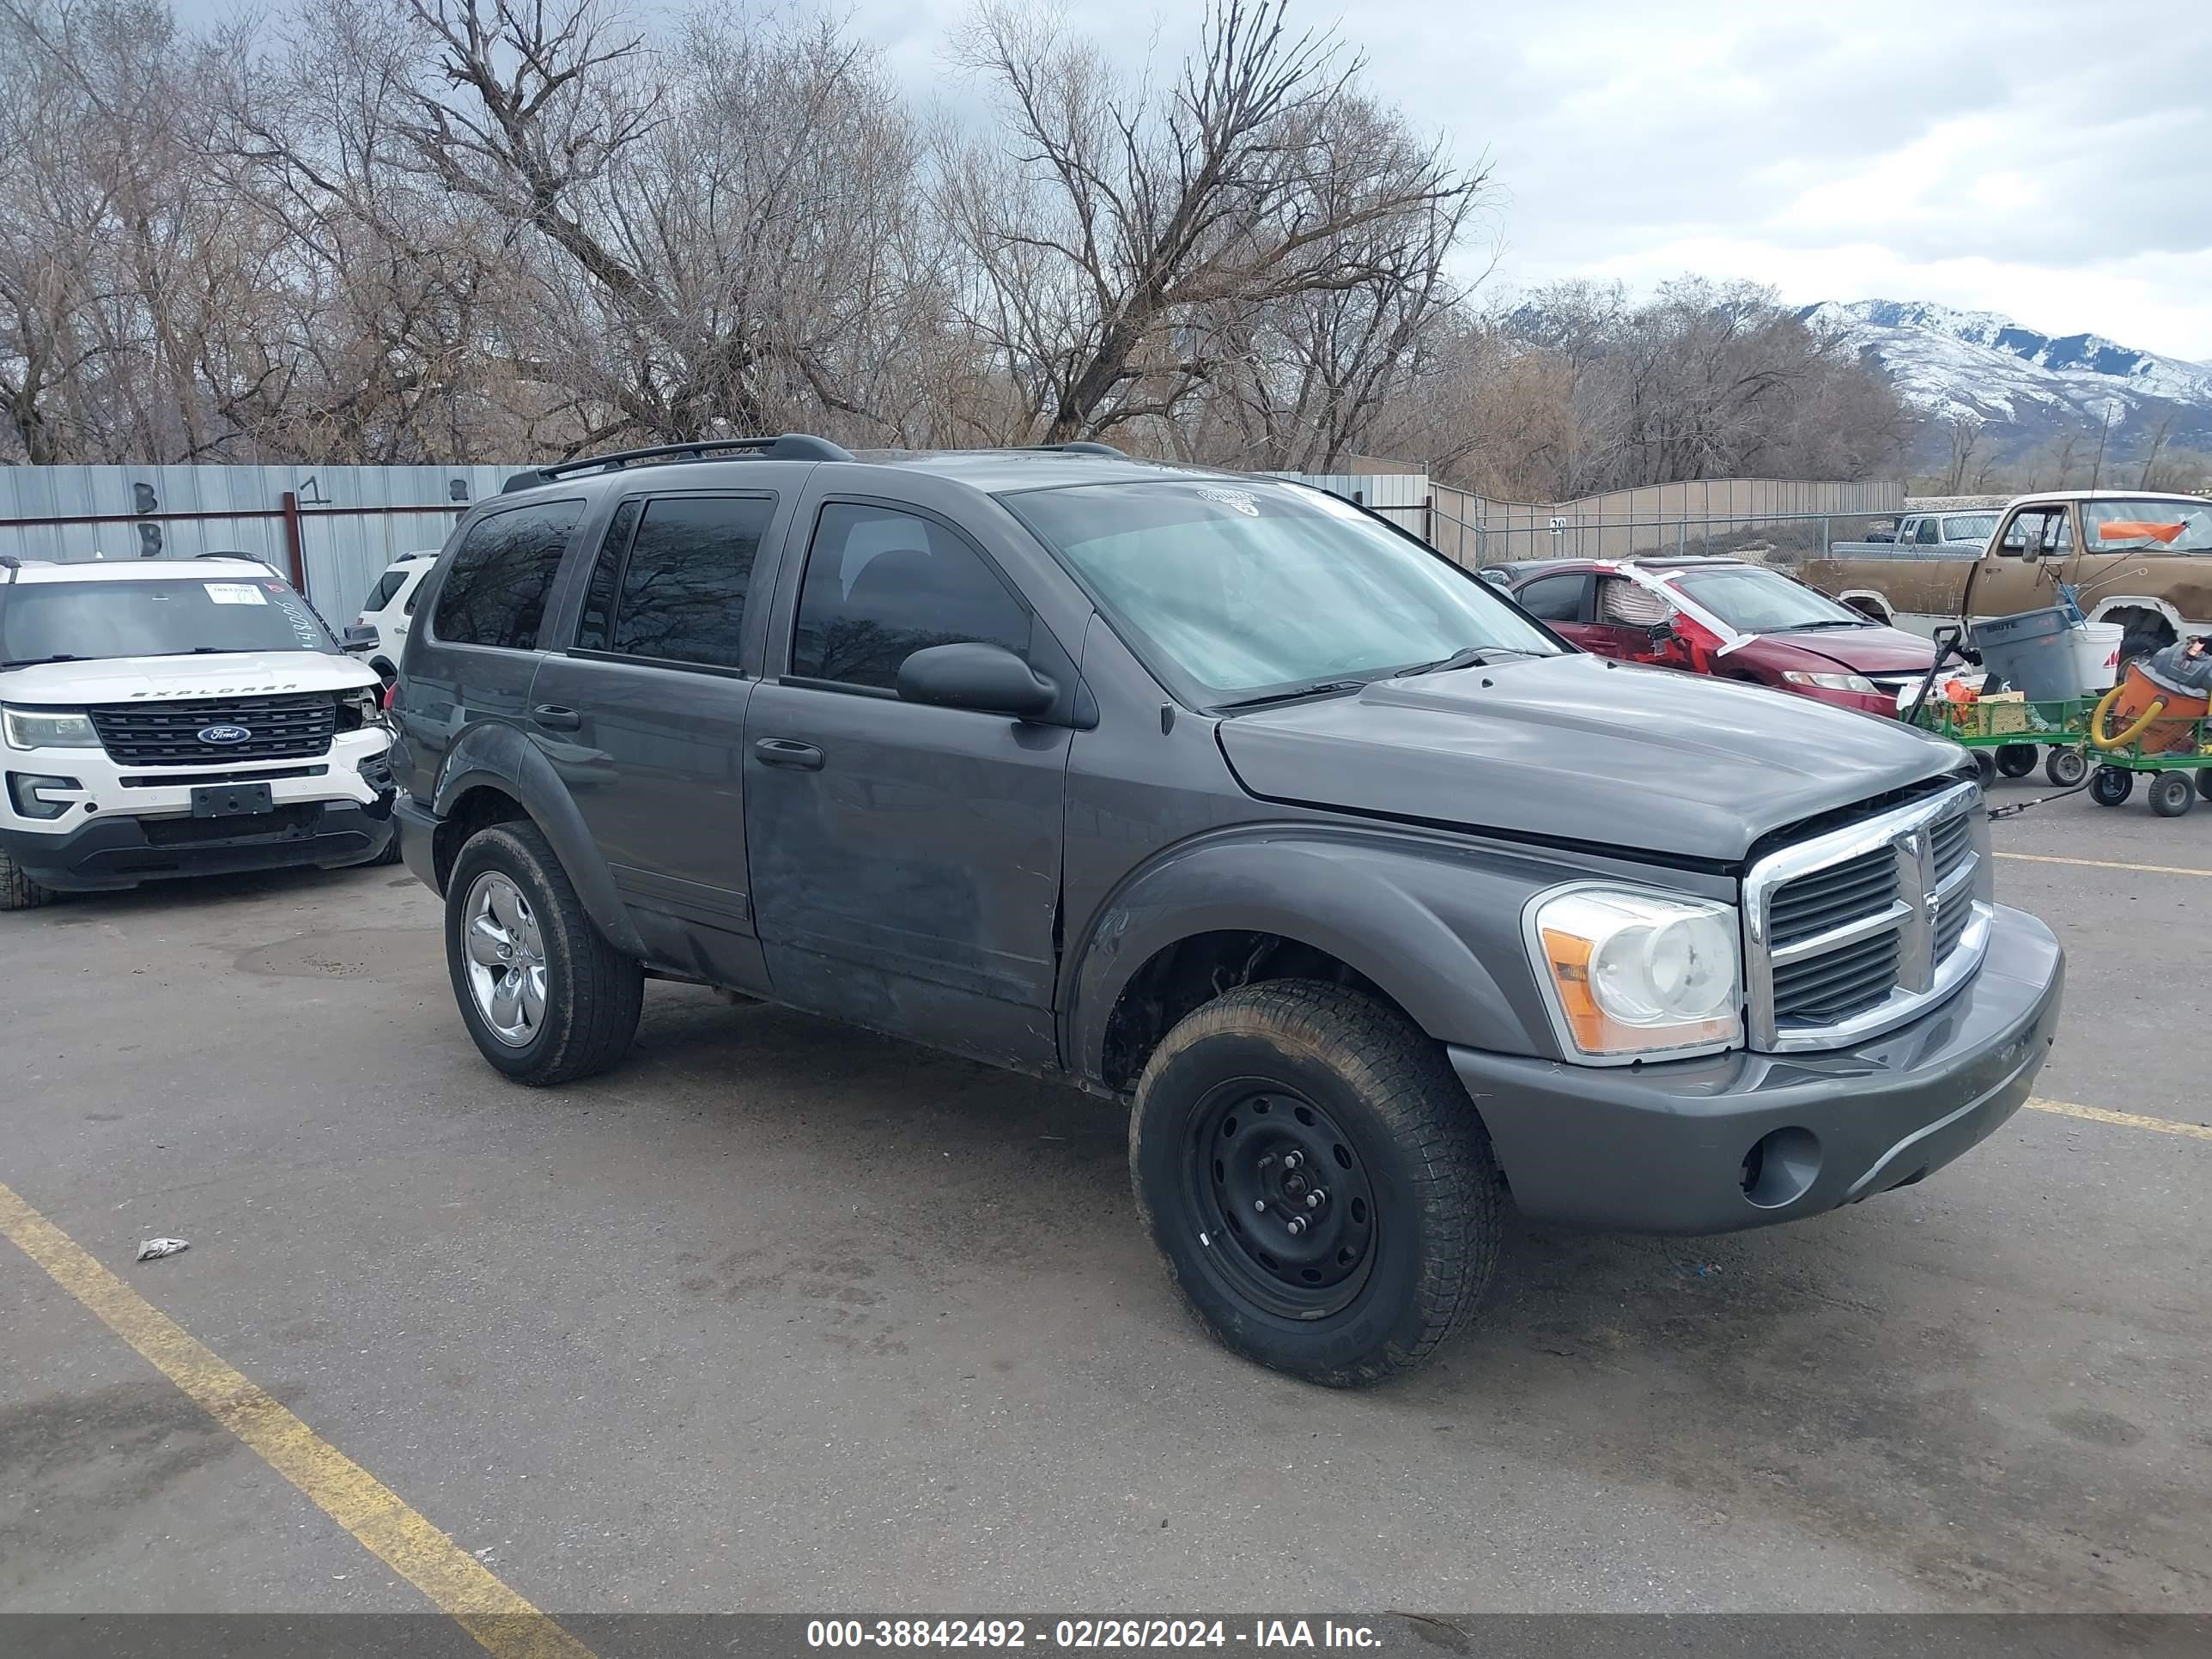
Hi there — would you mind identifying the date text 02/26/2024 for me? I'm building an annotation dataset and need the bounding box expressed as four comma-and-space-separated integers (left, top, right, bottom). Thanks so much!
805, 1621, 1384, 1651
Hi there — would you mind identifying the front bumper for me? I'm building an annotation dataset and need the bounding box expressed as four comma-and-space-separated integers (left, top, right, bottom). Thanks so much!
0, 798, 393, 890
1451, 904, 2063, 1234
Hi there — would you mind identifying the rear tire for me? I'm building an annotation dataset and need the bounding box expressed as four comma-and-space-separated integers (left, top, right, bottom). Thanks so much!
2197, 769, 2212, 802
1972, 750, 1998, 790
2045, 748, 2087, 787
445, 821, 642, 1085
2149, 773, 2196, 817
1995, 744, 2038, 778
0, 848, 54, 910
2090, 767, 2134, 808
1129, 980, 1502, 1388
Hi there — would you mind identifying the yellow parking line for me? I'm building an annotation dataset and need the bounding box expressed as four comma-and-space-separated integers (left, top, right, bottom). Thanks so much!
0, 1180, 594, 1659
2026, 1098, 2212, 1142
1996, 851, 2212, 878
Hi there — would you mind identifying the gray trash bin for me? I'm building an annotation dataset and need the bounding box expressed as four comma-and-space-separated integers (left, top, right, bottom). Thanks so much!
1969, 607, 2079, 702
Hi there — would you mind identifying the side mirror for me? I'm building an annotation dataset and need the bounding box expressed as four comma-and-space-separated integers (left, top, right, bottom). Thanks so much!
896, 642, 1058, 720
341, 623, 379, 652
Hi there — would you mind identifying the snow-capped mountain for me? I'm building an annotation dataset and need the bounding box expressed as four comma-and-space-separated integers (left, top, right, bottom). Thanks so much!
1801, 299, 2212, 461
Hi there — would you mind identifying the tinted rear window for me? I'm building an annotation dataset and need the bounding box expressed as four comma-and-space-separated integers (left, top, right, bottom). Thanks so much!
432, 501, 583, 650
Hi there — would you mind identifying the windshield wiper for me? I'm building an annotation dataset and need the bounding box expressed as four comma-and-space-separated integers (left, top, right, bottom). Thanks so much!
1399, 645, 1547, 675
1399, 646, 1492, 676
1772, 618, 1871, 632
0, 653, 92, 668
1214, 679, 1368, 711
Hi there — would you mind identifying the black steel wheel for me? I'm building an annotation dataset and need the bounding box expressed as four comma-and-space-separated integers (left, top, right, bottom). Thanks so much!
2149, 773, 2197, 817
1130, 980, 1501, 1387
1995, 744, 2038, 778
1185, 1082, 1382, 1322
2089, 767, 2134, 808
2045, 747, 2088, 787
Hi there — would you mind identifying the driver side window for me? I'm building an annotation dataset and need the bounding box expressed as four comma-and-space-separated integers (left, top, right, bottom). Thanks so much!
1998, 508, 2070, 557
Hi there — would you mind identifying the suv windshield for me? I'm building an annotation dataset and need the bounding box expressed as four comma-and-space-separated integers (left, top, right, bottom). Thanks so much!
1006, 481, 1561, 702
0, 575, 337, 666
1667, 567, 1869, 633
2081, 498, 2212, 553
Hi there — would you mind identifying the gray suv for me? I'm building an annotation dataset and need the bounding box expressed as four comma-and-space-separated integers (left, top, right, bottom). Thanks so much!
390, 437, 2064, 1385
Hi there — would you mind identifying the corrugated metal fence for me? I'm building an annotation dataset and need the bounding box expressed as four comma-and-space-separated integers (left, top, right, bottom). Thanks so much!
0, 465, 514, 617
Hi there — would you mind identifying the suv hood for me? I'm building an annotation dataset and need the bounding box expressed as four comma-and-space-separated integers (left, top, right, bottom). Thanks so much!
0, 650, 374, 707
1215, 653, 1963, 863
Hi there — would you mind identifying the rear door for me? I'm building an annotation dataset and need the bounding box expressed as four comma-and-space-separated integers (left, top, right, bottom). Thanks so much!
526, 488, 789, 990
1511, 570, 1605, 649
742, 495, 1073, 1065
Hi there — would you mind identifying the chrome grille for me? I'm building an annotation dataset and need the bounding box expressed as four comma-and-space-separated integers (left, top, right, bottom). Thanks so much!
1771, 930, 1900, 1024
1767, 850, 1898, 949
1745, 780, 1991, 1053
89, 694, 336, 766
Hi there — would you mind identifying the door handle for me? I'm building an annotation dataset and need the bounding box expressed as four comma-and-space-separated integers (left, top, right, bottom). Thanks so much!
531, 704, 582, 732
753, 737, 824, 771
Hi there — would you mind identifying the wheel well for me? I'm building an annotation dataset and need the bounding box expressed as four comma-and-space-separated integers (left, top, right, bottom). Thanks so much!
2094, 602, 2178, 657
433, 785, 530, 891
1098, 930, 1401, 1094
369, 657, 398, 684
1838, 592, 1893, 623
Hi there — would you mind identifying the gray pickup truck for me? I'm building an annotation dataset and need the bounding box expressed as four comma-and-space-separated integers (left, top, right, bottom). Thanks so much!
389, 439, 2064, 1386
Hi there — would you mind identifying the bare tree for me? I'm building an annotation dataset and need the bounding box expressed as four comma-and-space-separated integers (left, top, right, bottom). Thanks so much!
941, 0, 1487, 445
1940, 410, 1986, 495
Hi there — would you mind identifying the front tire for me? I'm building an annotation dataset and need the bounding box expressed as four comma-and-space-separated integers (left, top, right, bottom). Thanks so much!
445, 821, 643, 1085
2045, 747, 2088, 787
1995, 744, 2038, 778
0, 848, 54, 911
1129, 980, 1502, 1388
2090, 766, 2134, 808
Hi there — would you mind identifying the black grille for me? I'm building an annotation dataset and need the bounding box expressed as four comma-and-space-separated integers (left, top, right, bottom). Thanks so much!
90, 694, 336, 766
1929, 812, 1972, 883
140, 804, 325, 847
1773, 930, 1899, 1025
1935, 889, 1972, 961
1767, 849, 1898, 948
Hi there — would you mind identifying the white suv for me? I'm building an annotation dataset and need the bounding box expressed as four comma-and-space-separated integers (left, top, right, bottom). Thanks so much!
0, 556, 398, 909
351, 551, 438, 685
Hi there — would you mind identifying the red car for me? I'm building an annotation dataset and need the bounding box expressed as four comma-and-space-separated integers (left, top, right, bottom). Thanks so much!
1487, 556, 1938, 717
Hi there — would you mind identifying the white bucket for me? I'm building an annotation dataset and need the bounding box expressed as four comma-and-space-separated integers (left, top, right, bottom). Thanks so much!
2070, 622, 2124, 693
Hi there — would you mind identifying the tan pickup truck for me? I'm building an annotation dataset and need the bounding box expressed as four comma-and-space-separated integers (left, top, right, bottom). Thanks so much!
1801, 489, 2212, 665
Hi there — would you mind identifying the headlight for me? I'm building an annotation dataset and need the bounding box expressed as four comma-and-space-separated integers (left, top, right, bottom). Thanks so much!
2, 706, 99, 749
1525, 886, 1741, 1060
336, 687, 388, 731
1782, 671, 1877, 694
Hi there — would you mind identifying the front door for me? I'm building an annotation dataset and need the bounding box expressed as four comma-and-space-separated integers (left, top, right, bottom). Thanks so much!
1971, 504, 2072, 619
744, 500, 1071, 1066
526, 490, 777, 989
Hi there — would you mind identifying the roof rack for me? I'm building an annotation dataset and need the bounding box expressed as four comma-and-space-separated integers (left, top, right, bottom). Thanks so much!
1022, 441, 1122, 457
502, 433, 854, 493
201, 552, 267, 562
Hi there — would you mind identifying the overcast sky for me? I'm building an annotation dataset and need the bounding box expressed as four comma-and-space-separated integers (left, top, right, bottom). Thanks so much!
173, 0, 2212, 359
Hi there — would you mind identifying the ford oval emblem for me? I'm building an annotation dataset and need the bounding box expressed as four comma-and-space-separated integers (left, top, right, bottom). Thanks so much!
198, 724, 252, 744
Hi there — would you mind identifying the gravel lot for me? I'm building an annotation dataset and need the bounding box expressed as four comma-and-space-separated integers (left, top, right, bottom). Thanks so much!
2, 784, 2207, 1625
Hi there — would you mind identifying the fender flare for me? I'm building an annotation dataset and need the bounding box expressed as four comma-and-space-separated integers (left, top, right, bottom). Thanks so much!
1063, 825, 1555, 1087
429, 720, 648, 959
